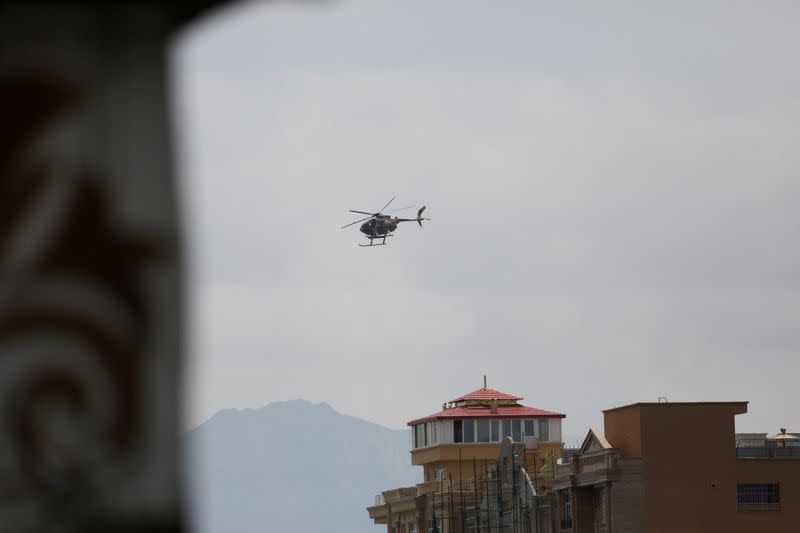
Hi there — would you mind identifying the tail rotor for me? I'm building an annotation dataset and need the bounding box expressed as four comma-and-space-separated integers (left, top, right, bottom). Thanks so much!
417, 206, 427, 227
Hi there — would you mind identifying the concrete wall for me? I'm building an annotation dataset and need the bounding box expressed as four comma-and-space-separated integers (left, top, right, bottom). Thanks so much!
548, 419, 563, 444
604, 406, 643, 459
609, 459, 644, 533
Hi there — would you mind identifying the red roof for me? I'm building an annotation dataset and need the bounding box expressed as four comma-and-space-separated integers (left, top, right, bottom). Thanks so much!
450, 387, 523, 403
407, 404, 565, 426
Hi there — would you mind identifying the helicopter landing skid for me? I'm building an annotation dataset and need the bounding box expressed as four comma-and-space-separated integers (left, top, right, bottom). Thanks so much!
360, 235, 391, 247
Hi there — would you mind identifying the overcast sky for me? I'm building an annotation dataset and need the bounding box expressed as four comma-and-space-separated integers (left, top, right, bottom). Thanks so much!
172, 0, 799, 444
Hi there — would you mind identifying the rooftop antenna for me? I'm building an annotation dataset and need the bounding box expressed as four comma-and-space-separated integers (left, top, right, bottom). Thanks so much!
483, 375, 487, 389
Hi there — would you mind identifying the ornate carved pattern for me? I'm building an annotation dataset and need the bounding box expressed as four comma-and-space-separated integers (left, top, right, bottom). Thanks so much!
0, 72, 156, 514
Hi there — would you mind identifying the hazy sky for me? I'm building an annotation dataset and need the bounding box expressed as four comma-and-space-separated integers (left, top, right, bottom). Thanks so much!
172, 0, 799, 444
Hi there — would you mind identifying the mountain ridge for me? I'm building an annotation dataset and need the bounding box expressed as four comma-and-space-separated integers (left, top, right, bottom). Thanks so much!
187, 398, 417, 533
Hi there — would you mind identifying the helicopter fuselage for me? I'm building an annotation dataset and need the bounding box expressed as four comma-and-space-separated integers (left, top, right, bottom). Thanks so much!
360, 216, 398, 237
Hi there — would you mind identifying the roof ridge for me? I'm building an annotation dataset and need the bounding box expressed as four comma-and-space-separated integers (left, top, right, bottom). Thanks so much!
449, 387, 523, 403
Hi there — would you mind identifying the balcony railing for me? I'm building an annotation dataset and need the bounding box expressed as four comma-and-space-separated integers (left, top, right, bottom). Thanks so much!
736, 446, 800, 459
556, 449, 617, 478
372, 474, 510, 508
378, 486, 419, 504
399, 487, 418, 499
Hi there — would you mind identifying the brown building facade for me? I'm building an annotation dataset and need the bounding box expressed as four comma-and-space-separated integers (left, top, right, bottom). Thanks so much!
552, 401, 800, 533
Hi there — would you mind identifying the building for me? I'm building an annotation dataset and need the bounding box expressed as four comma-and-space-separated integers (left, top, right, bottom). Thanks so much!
367, 383, 566, 532
551, 401, 800, 533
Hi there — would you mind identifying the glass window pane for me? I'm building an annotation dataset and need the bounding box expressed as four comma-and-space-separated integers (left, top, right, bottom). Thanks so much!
512, 419, 521, 442
491, 420, 499, 441
502, 419, 511, 440
477, 419, 490, 442
413, 425, 417, 448
464, 419, 475, 443
424, 423, 429, 446
524, 420, 535, 437
538, 419, 549, 441
454, 420, 463, 443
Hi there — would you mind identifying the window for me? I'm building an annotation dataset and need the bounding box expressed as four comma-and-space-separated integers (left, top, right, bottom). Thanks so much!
415, 425, 425, 448
491, 419, 499, 441
463, 419, 475, 443
512, 419, 521, 442
524, 419, 535, 437
538, 419, 549, 442
427, 518, 441, 533
560, 491, 573, 530
424, 422, 437, 445
413, 426, 417, 448
416, 424, 427, 448
454, 420, 463, 443
408, 523, 417, 533
737, 483, 780, 505
502, 419, 511, 440
477, 419, 491, 442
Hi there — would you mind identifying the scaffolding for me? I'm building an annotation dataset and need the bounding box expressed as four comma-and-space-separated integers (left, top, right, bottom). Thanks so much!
412, 455, 557, 533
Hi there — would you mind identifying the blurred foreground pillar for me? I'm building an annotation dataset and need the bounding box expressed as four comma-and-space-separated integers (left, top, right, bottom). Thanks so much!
0, 3, 220, 531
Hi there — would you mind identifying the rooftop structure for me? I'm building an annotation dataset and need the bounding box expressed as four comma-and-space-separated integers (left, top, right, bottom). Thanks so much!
408, 386, 565, 455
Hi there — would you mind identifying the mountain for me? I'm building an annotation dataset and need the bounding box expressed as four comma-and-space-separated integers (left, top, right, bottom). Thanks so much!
186, 399, 418, 533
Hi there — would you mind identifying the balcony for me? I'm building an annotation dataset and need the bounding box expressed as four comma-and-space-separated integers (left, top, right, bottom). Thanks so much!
368, 485, 422, 523
555, 449, 618, 481
377, 486, 419, 505
370, 476, 486, 512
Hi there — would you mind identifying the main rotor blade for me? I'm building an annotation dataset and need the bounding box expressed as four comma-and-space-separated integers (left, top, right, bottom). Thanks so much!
341, 215, 373, 229
385, 205, 415, 214
377, 196, 396, 214
349, 210, 376, 216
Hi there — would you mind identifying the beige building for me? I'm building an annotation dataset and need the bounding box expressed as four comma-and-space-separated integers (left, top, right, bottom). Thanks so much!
367, 384, 566, 532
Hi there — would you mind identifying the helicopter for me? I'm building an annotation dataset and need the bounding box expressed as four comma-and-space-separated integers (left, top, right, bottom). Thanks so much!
341, 196, 429, 247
